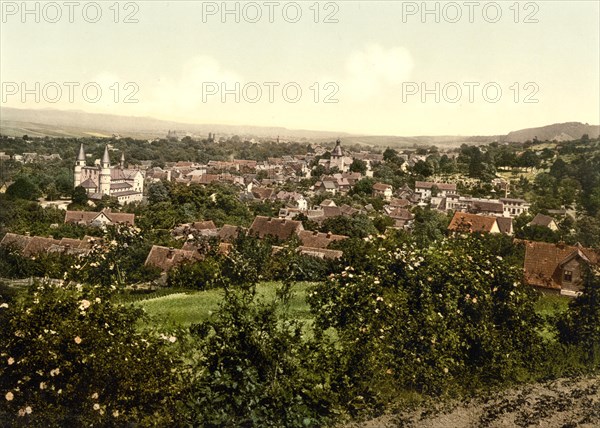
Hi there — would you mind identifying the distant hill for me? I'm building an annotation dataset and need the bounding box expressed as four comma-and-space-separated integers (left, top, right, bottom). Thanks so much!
1, 107, 597, 147
502, 122, 600, 143
0, 107, 349, 141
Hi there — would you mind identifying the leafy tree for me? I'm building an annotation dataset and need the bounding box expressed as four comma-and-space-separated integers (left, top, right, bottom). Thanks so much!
6, 177, 41, 201
147, 181, 170, 204
350, 178, 375, 197
349, 159, 367, 174
556, 267, 600, 353
71, 186, 88, 206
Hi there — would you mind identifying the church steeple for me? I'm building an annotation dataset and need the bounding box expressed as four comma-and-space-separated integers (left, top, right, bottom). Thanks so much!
120, 152, 125, 168
99, 146, 111, 195
74, 143, 86, 187
102, 145, 110, 167
77, 143, 86, 162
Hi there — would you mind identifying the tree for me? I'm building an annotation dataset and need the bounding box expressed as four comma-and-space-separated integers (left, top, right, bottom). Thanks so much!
147, 181, 170, 205
556, 267, 600, 350
349, 159, 367, 174
350, 178, 375, 197
383, 148, 399, 164
71, 186, 88, 206
6, 177, 41, 201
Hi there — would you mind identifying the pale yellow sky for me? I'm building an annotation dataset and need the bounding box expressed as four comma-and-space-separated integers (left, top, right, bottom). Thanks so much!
1, 1, 599, 135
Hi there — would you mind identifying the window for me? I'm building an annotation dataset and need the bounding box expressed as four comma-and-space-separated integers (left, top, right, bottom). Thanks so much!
563, 270, 573, 282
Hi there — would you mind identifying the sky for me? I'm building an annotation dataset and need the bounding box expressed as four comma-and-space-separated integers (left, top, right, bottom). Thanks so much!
1, 0, 599, 136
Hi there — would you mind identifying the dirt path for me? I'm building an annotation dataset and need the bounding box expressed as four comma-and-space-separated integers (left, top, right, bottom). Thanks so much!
350, 376, 600, 428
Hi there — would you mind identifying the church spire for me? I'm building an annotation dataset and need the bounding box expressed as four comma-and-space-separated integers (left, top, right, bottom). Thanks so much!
102, 145, 110, 166
77, 143, 86, 161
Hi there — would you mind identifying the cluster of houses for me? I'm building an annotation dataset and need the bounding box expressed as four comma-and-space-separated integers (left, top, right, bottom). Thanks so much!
1, 203, 598, 296
144, 215, 348, 273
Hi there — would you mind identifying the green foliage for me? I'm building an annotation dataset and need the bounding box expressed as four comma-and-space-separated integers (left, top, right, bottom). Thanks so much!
320, 214, 377, 239
6, 177, 41, 201
183, 254, 335, 427
71, 186, 88, 206
0, 282, 181, 425
556, 267, 600, 352
308, 235, 545, 405
167, 258, 221, 290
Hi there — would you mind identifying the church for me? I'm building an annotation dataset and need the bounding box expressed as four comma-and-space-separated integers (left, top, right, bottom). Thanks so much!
74, 144, 144, 205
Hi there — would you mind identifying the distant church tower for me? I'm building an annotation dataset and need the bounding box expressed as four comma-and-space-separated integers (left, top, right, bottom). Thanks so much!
74, 143, 86, 187
120, 152, 125, 169
99, 146, 111, 195
331, 139, 344, 171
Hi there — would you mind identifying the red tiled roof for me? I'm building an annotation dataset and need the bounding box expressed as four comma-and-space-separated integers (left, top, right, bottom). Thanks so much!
448, 212, 497, 233
297, 230, 347, 249
144, 245, 202, 272
522, 240, 599, 289
248, 216, 303, 241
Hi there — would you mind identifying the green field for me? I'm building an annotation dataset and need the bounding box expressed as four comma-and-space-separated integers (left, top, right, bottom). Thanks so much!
133, 282, 315, 329
132, 283, 572, 336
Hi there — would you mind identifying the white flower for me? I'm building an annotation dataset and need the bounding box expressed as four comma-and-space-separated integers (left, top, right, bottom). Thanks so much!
168, 336, 177, 343
39, 382, 46, 390
0, 303, 8, 309
93, 403, 100, 411
91, 392, 99, 400
7, 357, 14, 365
78, 300, 91, 311
50, 368, 60, 377
5, 391, 14, 401
112, 409, 119, 417
95, 298, 101, 304
25, 406, 32, 414
74, 336, 82, 345
443, 367, 449, 374
18, 408, 26, 417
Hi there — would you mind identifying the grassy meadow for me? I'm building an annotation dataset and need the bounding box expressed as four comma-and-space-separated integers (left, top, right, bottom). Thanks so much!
131, 282, 315, 329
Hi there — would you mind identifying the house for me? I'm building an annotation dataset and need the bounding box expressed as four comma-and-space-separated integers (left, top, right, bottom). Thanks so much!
144, 245, 203, 272
172, 220, 218, 239
297, 230, 348, 249
248, 216, 304, 241
372, 183, 393, 201
387, 208, 414, 228
500, 198, 530, 217
251, 187, 275, 201
471, 200, 505, 217
448, 212, 502, 234
415, 181, 457, 199
0, 233, 95, 257
64, 209, 135, 227
529, 213, 559, 231
298, 246, 343, 260
218, 224, 244, 242
522, 240, 599, 295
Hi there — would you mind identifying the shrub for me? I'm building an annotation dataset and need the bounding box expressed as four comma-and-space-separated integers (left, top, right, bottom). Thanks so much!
0, 281, 182, 425
182, 253, 337, 427
308, 235, 545, 405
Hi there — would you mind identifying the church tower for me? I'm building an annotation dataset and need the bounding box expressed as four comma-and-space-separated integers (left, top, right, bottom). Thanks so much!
99, 146, 111, 195
331, 139, 344, 171
74, 143, 86, 187
120, 152, 125, 169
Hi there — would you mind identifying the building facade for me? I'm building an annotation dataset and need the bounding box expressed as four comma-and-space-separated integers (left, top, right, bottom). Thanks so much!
74, 144, 144, 204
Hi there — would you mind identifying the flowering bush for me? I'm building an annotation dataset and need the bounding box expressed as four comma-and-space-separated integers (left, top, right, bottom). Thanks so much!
0, 281, 181, 425
308, 234, 544, 402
